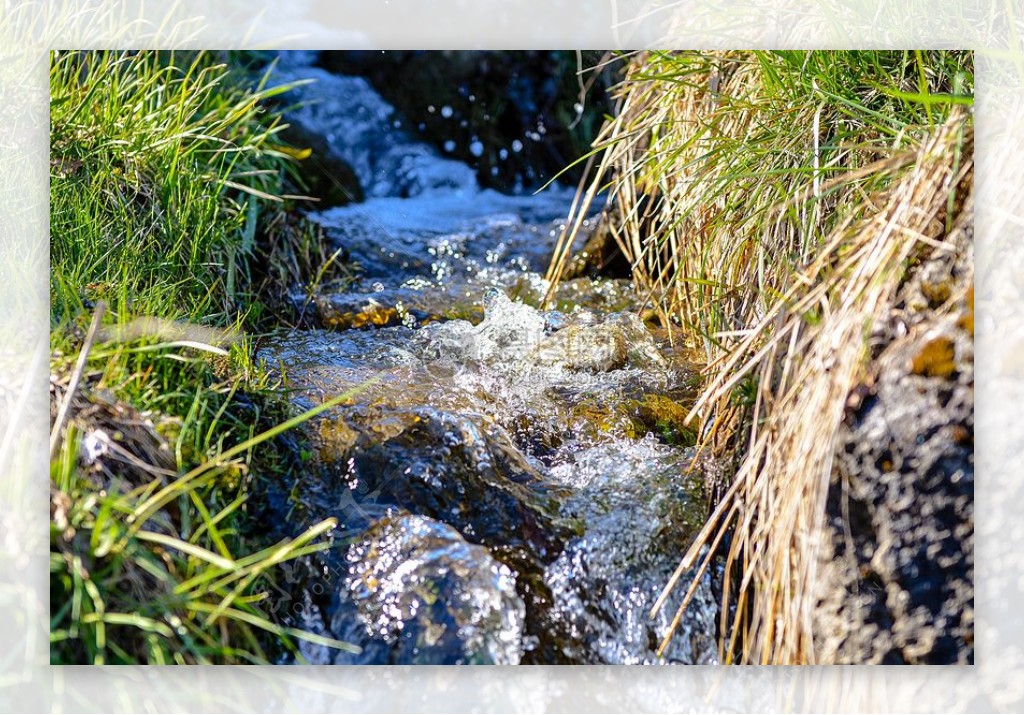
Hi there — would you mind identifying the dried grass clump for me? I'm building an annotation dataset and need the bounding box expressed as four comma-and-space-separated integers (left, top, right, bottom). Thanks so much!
547, 50, 973, 663
660, 117, 972, 664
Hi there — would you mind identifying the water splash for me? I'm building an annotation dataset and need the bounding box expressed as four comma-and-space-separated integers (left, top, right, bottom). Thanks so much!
270, 55, 477, 199
544, 436, 717, 664
260, 292, 714, 664
331, 514, 526, 665
258, 52, 715, 664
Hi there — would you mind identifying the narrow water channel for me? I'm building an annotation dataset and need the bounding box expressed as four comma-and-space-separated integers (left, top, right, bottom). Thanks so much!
258, 52, 717, 665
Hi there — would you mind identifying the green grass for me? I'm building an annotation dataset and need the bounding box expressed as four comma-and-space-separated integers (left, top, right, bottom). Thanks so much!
50, 49, 322, 326
50, 381, 371, 664
548, 50, 973, 353
49, 50, 357, 664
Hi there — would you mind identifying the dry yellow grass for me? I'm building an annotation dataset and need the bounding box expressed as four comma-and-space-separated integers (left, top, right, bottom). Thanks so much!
656, 117, 972, 664
546, 50, 974, 663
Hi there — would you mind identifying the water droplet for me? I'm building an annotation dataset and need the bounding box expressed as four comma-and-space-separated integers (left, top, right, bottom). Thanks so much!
441, 105, 453, 118
483, 287, 503, 307
511, 139, 523, 153
469, 140, 484, 157
444, 140, 456, 152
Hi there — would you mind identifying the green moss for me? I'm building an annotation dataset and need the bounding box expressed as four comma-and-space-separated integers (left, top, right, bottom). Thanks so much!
569, 398, 638, 439
567, 393, 697, 446
628, 394, 698, 447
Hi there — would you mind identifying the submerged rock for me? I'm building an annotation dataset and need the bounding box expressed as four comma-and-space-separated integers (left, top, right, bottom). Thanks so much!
530, 312, 667, 372
330, 514, 526, 664
469, 289, 547, 363
469, 290, 668, 374
328, 406, 565, 564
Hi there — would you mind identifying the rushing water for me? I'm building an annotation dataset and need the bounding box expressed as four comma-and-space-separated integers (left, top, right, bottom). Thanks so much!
260, 52, 717, 665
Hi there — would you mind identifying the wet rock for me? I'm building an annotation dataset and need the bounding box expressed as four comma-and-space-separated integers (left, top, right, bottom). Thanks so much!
315, 50, 613, 192
530, 312, 667, 372
330, 514, 526, 664
275, 121, 363, 208
305, 284, 488, 331
814, 223, 973, 664
531, 321, 627, 371
309, 188, 579, 282
471, 290, 547, 363
468, 290, 666, 374
269, 56, 478, 200
323, 406, 566, 565
626, 394, 698, 446
312, 295, 401, 330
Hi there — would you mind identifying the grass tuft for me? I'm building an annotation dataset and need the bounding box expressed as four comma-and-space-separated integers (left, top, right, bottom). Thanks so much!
547, 50, 973, 664
49, 50, 359, 664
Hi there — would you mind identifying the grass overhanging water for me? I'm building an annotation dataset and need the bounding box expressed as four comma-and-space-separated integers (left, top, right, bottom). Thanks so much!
48, 50, 358, 665
546, 49, 974, 664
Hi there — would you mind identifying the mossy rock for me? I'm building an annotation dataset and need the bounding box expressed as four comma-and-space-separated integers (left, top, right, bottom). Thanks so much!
626, 394, 697, 447
321, 407, 568, 567
568, 398, 640, 439
568, 393, 696, 447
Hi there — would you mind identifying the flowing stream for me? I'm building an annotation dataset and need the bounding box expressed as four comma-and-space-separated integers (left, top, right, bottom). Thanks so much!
257, 52, 717, 665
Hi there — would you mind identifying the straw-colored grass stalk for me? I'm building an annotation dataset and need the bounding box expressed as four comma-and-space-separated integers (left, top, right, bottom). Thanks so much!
547, 50, 973, 664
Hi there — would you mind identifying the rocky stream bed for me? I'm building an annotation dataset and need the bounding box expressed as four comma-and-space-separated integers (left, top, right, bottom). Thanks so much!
241, 50, 972, 666
248, 51, 718, 665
